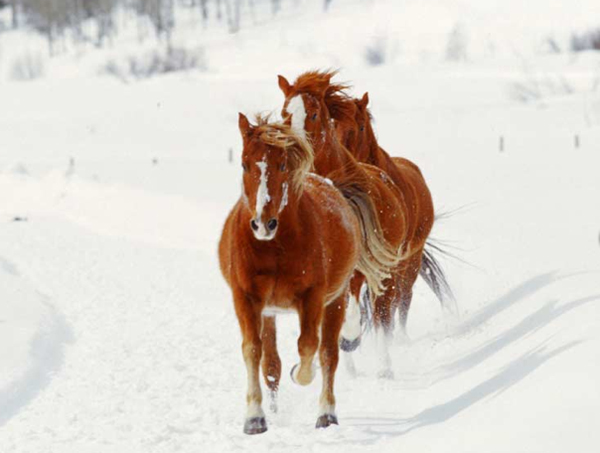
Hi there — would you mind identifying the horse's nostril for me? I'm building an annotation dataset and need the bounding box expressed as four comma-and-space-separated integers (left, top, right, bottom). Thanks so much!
267, 218, 278, 231
250, 219, 259, 231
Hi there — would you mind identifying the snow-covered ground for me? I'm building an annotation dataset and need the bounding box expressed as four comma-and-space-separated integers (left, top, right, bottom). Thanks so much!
1, 1, 599, 451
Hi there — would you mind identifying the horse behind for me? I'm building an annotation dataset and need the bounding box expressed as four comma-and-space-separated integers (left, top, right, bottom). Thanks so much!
218, 114, 393, 434
325, 80, 456, 366
278, 70, 453, 378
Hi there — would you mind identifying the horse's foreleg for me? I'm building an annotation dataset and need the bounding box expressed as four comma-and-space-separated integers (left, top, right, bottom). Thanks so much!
316, 295, 345, 428
261, 315, 281, 412
340, 273, 364, 353
291, 290, 324, 386
234, 293, 267, 435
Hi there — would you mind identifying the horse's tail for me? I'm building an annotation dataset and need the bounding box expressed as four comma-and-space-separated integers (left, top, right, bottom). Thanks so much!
420, 241, 457, 314
330, 168, 401, 298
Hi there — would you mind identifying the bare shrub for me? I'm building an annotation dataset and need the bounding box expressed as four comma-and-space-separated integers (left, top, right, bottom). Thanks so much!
104, 46, 207, 82
544, 36, 562, 54
446, 23, 468, 62
571, 29, 600, 52
10, 51, 46, 81
508, 75, 573, 103
365, 37, 386, 66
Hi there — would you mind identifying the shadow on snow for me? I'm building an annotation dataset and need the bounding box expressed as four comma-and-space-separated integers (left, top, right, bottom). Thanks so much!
339, 272, 597, 442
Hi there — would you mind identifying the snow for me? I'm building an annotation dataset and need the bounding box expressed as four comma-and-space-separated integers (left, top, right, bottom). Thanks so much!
1, 0, 600, 451
0, 255, 70, 427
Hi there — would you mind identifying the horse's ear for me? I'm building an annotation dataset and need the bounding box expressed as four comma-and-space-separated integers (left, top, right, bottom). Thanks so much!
278, 75, 291, 97
359, 92, 370, 108
238, 112, 252, 138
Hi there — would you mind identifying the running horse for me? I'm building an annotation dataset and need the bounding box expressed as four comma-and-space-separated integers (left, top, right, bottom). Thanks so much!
338, 88, 453, 314
218, 114, 397, 433
277, 71, 452, 377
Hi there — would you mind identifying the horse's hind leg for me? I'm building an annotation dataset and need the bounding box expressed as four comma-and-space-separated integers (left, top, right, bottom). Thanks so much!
373, 278, 398, 379
316, 295, 345, 428
397, 250, 424, 335
291, 289, 325, 386
261, 315, 281, 412
233, 292, 267, 435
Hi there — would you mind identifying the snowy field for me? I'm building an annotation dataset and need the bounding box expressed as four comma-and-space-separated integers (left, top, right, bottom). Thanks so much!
1, 1, 600, 452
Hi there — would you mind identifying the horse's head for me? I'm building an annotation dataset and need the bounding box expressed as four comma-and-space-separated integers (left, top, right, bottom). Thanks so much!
324, 83, 358, 151
238, 113, 313, 241
353, 92, 373, 158
278, 71, 335, 147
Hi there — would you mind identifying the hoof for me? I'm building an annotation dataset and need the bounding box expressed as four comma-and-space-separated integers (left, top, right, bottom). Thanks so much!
290, 364, 299, 384
290, 363, 315, 386
316, 413, 339, 429
377, 368, 394, 380
340, 336, 361, 352
243, 417, 267, 435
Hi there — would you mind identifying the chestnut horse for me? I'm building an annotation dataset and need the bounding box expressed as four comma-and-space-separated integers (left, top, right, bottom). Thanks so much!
219, 114, 396, 434
325, 80, 456, 344
278, 71, 451, 378
338, 88, 454, 313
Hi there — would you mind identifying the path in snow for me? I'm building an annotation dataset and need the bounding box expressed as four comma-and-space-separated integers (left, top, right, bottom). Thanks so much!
0, 168, 598, 452
0, 254, 72, 428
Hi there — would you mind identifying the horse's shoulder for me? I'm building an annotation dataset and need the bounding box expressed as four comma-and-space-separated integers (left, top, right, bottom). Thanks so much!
303, 174, 347, 207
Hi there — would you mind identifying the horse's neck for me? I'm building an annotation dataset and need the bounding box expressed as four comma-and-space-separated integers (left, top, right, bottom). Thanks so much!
354, 141, 371, 163
314, 131, 355, 177
363, 127, 384, 166
366, 137, 411, 194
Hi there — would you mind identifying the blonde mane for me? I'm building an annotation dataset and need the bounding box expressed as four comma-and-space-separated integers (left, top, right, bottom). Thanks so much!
253, 114, 314, 194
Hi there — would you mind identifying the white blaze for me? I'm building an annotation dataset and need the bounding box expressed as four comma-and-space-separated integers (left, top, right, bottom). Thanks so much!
255, 158, 271, 219
279, 182, 289, 213
287, 95, 307, 139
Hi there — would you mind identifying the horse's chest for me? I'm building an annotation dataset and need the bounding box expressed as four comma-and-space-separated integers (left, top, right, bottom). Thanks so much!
249, 252, 312, 305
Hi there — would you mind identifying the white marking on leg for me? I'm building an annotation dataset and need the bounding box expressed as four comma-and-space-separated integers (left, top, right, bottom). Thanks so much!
318, 399, 336, 417
287, 95, 307, 139
291, 360, 316, 386
341, 294, 361, 341
319, 371, 336, 417
246, 401, 265, 419
245, 349, 264, 419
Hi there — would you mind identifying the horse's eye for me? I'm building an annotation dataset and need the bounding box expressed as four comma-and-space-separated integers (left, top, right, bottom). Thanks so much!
280, 163, 286, 172
359, 125, 365, 132
311, 113, 317, 121
242, 163, 248, 172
